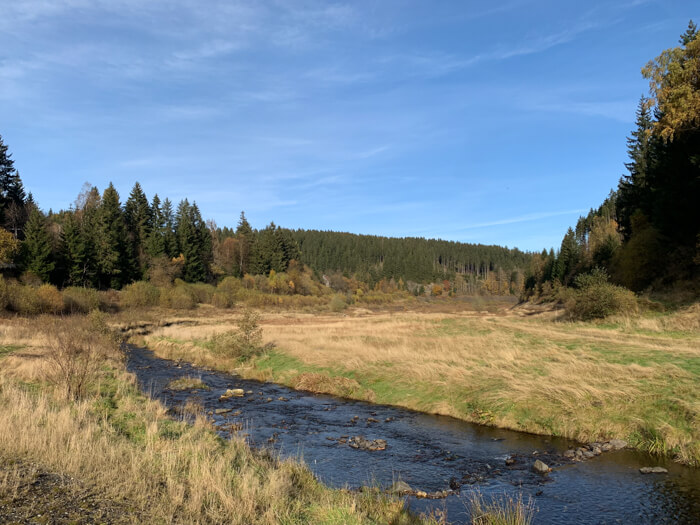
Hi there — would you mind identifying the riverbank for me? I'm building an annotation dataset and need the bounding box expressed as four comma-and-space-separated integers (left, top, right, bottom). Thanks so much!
131, 302, 700, 466
0, 315, 438, 525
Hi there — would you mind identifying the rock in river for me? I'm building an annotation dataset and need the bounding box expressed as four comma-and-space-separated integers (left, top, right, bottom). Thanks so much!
348, 436, 387, 451
219, 388, 244, 400
640, 467, 668, 474
532, 459, 550, 474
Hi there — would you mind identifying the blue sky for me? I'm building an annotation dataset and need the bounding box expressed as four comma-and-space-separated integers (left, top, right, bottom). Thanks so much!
1, 1, 696, 251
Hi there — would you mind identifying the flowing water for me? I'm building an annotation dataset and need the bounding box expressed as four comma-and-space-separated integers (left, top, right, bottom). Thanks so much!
127, 346, 700, 524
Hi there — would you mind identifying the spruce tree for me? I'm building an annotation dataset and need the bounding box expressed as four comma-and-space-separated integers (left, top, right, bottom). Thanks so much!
124, 182, 152, 278
60, 212, 88, 286
96, 183, 129, 289
235, 211, 254, 276
175, 200, 209, 282
22, 208, 55, 282
145, 194, 166, 258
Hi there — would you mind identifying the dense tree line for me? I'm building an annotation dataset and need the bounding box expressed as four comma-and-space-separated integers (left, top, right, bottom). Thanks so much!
286, 230, 530, 289
526, 22, 700, 295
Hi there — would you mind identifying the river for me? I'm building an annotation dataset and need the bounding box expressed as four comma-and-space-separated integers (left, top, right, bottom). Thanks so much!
126, 345, 700, 524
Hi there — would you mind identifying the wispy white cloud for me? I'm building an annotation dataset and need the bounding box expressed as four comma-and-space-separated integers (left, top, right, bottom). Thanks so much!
452, 209, 587, 231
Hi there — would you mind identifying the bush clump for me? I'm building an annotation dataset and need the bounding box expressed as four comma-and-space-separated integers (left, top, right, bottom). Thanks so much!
566, 270, 638, 320
0, 276, 9, 310
329, 294, 348, 312
63, 287, 103, 313
209, 308, 264, 361
37, 284, 64, 314
212, 277, 240, 309
121, 281, 160, 308
159, 285, 196, 310
7, 282, 41, 315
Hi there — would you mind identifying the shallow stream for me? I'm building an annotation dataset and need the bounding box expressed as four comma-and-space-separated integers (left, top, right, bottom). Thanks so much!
126, 345, 700, 524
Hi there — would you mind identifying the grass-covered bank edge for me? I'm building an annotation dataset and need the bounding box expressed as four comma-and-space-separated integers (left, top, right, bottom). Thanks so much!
0, 317, 446, 525
135, 306, 700, 468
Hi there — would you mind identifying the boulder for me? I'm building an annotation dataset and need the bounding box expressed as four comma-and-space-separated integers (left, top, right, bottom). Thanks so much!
640, 467, 668, 474
608, 439, 627, 450
349, 436, 387, 451
219, 388, 245, 400
532, 459, 550, 474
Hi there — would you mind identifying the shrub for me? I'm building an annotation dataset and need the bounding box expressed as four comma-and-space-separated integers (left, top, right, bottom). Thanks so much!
160, 286, 196, 310
212, 277, 240, 309
329, 294, 347, 312
7, 282, 41, 315
209, 308, 264, 361
121, 281, 160, 308
567, 280, 638, 321
0, 276, 9, 310
44, 316, 117, 400
188, 283, 215, 304
37, 284, 64, 314
63, 287, 103, 314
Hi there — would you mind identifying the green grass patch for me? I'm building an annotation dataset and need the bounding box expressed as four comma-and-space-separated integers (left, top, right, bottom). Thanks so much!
0, 345, 22, 359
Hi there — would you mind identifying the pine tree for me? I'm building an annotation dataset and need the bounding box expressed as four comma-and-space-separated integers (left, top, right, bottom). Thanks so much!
60, 212, 88, 286
235, 211, 254, 276
124, 182, 152, 278
617, 97, 656, 240
22, 208, 55, 281
0, 135, 26, 226
96, 183, 129, 289
145, 194, 166, 258
161, 198, 177, 257
175, 200, 210, 282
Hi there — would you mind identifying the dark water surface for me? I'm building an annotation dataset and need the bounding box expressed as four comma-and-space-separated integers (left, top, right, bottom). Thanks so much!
126, 346, 700, 524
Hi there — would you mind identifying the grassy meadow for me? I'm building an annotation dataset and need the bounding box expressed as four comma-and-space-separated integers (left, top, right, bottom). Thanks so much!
0, 315, 441, 525
136, 302, 700, 466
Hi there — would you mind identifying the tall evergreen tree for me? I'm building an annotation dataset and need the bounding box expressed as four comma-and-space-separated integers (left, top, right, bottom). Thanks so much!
60, 212, 88, 286
617, 97, 656, 239
124, 182, 152, 278
21, 208, 55, 282
175, 200, 210, 282
145, 194, 167, 258
96, 183, 129, 289
235, 211, 254, 276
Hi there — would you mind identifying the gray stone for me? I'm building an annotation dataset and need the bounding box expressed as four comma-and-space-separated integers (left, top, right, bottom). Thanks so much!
532, 459, 550, 474
563, 449, 576, 458
219, 388, 244, 400
640, 467, 668, 474
349, 436, 387, 451
608, 439, 627, 450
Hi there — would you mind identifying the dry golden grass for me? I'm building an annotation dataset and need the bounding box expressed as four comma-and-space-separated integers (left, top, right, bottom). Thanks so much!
0, 316, 434, 525
140, 304, 700, 465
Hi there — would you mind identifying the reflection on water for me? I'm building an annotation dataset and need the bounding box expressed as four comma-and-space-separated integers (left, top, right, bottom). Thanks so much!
127, 346, 700, 524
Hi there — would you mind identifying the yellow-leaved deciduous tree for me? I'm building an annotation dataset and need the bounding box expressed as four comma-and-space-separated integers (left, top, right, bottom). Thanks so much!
0, 228, 19, 264
587, 216, 622, 268
642, 21, 700, 141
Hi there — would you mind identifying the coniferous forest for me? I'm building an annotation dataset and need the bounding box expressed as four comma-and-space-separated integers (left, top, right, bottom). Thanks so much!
524, 22, 699, 302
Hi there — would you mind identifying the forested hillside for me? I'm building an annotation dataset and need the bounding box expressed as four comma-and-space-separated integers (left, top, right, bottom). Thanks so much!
290, 230, 530, 292
525, 22, 699, 301
0, 155, 531, 295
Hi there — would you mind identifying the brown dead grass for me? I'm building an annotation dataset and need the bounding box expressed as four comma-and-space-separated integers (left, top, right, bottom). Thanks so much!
0, 316, 434, 525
